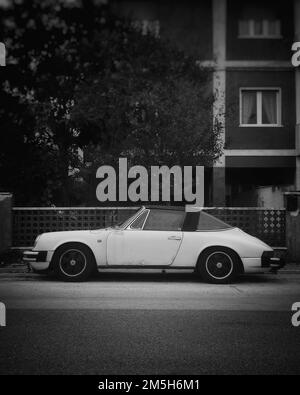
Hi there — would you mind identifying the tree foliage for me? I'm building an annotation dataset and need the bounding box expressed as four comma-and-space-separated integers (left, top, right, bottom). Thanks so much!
0, 0, 221, 206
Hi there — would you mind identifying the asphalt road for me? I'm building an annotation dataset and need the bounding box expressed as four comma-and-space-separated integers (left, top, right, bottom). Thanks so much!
1, 272, 300, 375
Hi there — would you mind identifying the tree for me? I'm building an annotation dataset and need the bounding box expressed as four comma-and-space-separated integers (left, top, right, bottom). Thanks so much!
0, 0, 221, 206
73, 37, 220, 168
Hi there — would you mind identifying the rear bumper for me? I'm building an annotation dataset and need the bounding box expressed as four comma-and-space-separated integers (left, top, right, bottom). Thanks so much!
261, 251, 286, 271
23, 250, 53, 271
242, 252, 286, 273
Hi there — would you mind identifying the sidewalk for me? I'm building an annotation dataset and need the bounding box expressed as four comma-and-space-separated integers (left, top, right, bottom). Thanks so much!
280, 263, 300, 274
0, 263, 300, 274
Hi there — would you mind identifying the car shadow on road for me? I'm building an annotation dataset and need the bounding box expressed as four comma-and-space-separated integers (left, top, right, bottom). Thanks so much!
94, 272, 282, 284
33, 271, 283, 285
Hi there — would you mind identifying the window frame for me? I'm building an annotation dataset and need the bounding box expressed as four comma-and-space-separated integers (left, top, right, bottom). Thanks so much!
238, 19, 282, 39
239, 87, 282, 128
196, 211, 233, 232
132, 19, 160, 38
126, 209, 150, 230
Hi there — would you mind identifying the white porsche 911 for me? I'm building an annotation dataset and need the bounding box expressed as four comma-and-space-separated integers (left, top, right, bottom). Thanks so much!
23, 206, 285, 284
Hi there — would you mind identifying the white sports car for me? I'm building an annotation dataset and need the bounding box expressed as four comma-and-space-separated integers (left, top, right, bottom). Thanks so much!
23, 206, 285, 284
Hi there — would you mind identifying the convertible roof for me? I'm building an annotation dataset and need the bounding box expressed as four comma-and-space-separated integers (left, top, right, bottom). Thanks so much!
185, 206, 203, 212
144, 205, 185, 211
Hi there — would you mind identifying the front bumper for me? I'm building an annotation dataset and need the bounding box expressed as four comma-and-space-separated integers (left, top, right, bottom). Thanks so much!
23, 250, 52, 271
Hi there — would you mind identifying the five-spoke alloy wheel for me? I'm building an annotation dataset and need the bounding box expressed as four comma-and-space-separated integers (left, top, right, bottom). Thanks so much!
53, 243, 96, 282
197, 247, 240, 284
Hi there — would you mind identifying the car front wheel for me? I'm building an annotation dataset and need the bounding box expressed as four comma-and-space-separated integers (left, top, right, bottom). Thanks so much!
197, 247, 240, 284
53, 243, 96, 282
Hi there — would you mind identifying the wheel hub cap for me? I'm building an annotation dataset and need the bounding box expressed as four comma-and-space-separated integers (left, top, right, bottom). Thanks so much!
59, 249, 87, 277
206, 252, 234, 280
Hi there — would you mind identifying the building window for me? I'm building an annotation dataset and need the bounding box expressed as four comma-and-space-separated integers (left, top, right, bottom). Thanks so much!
238, 19, 281, 38
240, 88, 282, 127
132, 20, 160, 38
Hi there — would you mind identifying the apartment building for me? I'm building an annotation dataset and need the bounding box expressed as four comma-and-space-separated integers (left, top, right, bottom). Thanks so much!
112, 0, 300, 208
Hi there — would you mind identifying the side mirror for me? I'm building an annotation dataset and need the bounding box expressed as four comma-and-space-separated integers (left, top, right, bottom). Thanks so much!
286, 195, 298, 212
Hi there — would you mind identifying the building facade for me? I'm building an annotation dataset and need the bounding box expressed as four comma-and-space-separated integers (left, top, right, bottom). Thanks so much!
112, 0, 299, 208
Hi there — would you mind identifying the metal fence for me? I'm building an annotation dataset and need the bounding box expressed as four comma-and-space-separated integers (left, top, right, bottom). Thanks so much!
12, 207, 286, 248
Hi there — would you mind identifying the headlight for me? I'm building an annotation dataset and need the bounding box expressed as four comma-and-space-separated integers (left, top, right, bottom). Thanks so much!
33, 234, 42, 248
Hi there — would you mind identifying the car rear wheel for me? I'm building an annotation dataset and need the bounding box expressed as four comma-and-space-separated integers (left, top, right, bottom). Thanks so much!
53, 243, 95, 282
197, 247, 240, 284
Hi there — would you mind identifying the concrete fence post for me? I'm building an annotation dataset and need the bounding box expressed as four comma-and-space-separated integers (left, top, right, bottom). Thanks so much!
0, 193, 13, 254
284, 192, 300, 263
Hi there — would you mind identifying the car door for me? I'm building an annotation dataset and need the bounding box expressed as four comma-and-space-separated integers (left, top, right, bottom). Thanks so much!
106, 209, 185, 266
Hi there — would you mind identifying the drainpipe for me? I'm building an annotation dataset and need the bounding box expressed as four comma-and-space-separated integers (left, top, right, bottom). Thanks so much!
212, 0, 227, 206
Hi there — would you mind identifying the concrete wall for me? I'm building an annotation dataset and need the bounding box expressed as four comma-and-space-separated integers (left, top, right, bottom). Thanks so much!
286, 213, 300, 262
295, 0, 300, 189
285, 193, 300, 262
0, 193, 13, 254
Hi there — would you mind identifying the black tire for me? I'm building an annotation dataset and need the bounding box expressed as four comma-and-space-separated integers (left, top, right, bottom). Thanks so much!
53, 243, 96, 282
197, 247, 241, 284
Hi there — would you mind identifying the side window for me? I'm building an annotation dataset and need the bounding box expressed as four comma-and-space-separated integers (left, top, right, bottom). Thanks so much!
197, 212, 232, 231
129, 210, 149, 230
143, 210, 185, 231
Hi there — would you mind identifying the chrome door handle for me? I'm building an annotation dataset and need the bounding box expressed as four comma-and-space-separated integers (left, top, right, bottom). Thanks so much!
168, 236, 182, 241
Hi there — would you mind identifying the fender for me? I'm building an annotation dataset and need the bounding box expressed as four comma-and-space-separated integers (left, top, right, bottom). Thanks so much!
36, 230, 111, 267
